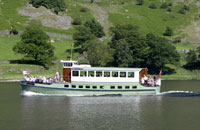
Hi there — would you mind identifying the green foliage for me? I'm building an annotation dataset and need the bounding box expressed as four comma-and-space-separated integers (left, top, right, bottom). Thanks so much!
72, 17, 82, 25
136, 0, 144, 5
149, 3, 157, 9
163, 26, 173, 36
10, 25, 18, 35
73, 26, 95, 49
84, 19, 105, 38
87, 40, 114, 67
109, 24, 180, 74
197, 46, 200, 58
186, 50, 197, 63
160, 2, 168, 9
113, 39, 133, 67
13, 25, 55, 67
29, 0, 66, 14
73, 19, 105, 52
145, 33, 180, 74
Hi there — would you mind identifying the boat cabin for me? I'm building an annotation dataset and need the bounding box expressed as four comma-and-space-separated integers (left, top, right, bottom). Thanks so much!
61, 60, 147, 83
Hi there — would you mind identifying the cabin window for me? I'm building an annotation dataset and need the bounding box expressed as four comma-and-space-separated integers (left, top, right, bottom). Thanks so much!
118, 86, 122, 89
132, 86, 137, 89
79, 85, 83, 88
104, 71, 110, 77
100, 86, 104, 89
120, 72, 126, 77
92, 86, 97, 89
64, 63, 72, 67
72, 71, 79, 77
125, 86, 130, 89
88, 71, 94, 77
112, 72, 118, 77
80, 71, 87, 77
128, 72, 134, 78
64, 85, 69, 88
110, 86, 115, 89
86, 86, 90, 89
72, 85, 76, 88
96, 71, 102, 77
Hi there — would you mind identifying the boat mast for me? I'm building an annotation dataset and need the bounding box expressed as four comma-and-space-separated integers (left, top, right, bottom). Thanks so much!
70, 43, 74, 61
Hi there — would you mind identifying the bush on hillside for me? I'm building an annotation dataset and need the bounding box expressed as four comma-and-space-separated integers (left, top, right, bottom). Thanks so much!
72, 18, 82, 25
80, 8, 87, 12
10, 26, 18, 35
160, 2, 168, 9
178, 9, 185, 14
186, 50, 197, 63
168, 3, 173, 6
30, 0, 66, 14
167, 8, 172, 12
149, 3, 157, 9
163, 26, 173, 36
183, 5, 190, 11
84, 19, 105, 38
136, 0, 144, 5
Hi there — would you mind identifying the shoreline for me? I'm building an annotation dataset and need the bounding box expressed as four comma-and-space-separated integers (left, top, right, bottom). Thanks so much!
1, 78, 200, 82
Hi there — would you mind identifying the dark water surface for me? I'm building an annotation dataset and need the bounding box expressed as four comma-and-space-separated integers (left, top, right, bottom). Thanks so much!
0, 81, 200, 130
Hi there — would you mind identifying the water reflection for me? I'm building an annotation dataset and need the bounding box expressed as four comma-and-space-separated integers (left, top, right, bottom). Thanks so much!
21, 96, 164, 130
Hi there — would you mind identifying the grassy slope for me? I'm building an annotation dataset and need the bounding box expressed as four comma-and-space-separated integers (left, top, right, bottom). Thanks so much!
96, 0, 199, 37
0, 35, 80, 80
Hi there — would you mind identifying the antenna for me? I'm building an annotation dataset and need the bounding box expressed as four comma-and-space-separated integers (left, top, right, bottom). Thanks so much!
70, 43, 74, 61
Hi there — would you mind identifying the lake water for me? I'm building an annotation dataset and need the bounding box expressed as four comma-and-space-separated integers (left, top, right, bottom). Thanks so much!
0, 80, 200, 130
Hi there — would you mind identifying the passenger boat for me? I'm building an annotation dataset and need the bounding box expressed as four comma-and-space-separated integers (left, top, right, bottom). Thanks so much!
21, 60, 161, 96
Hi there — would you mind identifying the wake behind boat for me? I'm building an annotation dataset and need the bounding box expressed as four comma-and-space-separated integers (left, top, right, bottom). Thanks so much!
21, 60, 161, 96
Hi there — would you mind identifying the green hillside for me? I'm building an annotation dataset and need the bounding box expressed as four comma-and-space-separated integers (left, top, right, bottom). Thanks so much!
0, 0, 200, 80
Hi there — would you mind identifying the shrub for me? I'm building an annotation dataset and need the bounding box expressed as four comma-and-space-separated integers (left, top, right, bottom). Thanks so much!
160, 2, 168, 9
10, 28, 18, 35
136, 0, 144, 5
72, 18, 82, 25
167, 8, 172, 12
80, 8, 87, 12
178, 9, 185, 14
168, 3, 173, 6
149, 3, 157, 9
183, 5, 190, 11
163, 26, 173, 36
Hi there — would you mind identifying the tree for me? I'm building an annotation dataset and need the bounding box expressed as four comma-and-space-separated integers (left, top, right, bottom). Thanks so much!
109, 24, 149, 67
87, 40, 114, 67
114, 39, 133, 67
145, 33, 180, 74
197, 46, 200, 58
13, 25, 55, 67
186, 50, 197, 63
30, 0, 66, 14
84, 19, 105, 38
73, 26, 95, 50
163, 26, 173, 36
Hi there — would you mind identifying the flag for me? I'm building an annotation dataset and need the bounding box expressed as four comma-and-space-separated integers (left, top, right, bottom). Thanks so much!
157, 70, 162, 79
22, 70, 29, 75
